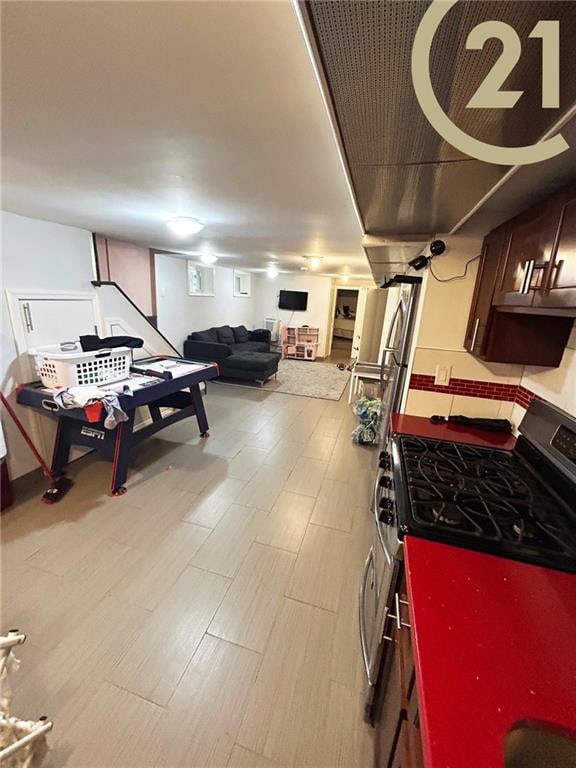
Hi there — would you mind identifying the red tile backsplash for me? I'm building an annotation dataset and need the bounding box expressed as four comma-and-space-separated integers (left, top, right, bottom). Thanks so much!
409, 374, 539, 409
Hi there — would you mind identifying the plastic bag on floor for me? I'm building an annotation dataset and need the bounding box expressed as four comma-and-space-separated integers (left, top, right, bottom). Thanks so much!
351, 396, 381, 445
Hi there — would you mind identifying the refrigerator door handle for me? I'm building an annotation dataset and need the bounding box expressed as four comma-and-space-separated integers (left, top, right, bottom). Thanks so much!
380, 302, 403, 384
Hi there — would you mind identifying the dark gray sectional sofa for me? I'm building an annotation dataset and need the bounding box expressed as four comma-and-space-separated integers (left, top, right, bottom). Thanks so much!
183, 325, 280, 383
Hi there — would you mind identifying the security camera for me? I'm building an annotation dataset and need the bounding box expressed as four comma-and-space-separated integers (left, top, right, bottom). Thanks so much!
430, 239, 446, 256
408, 239, 446, 271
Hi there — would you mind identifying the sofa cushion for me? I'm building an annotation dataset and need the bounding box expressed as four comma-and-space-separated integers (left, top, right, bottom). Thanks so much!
232, 325, 250, 343
183, 339, 231, 362
228, 341, 270, 354
216, 325, 235, 344
190, 327, 218, 343
224, 352, 279, 373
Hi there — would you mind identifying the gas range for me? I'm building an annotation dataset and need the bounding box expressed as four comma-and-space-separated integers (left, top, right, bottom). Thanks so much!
363, 399, 576, 726
386, 400, 576, 574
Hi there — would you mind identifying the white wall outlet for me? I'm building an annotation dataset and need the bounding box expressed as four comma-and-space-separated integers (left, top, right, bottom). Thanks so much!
434, 364, 452, 386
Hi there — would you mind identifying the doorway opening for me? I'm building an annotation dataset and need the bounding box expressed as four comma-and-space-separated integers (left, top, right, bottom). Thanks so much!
331, 288, 359, 361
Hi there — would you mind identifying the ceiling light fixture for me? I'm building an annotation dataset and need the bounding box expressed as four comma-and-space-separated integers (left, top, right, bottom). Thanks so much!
340, 274, 350, 283
199, 253, 218, 264
267, 266, 279, 278
167, 216, 204, 236
308, 256, 322, 270
300, 265, 309, 271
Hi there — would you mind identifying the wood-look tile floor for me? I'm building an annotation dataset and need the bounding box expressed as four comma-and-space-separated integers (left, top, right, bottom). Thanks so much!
1, 383, 378, 767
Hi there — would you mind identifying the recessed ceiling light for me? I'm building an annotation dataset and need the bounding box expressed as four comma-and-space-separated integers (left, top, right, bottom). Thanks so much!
199, 253, 218, 264
308, 256, 322, 270
340, 274, 350, 282
267, 266, 279, 278
167, 216, 204, 236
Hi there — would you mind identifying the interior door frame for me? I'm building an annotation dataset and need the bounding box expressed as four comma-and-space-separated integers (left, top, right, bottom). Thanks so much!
326, 284, 364, 357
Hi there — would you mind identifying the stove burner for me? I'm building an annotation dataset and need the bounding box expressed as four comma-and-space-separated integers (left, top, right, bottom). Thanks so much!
431, 505, 462, 527
396, 435, 576, 568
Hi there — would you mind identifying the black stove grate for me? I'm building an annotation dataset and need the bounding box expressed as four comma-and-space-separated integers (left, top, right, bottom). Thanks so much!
396, 436, 576, 569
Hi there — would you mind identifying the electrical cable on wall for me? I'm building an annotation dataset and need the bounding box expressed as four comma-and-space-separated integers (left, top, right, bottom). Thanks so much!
405, 240, 481, 284
429, 253, 481, 283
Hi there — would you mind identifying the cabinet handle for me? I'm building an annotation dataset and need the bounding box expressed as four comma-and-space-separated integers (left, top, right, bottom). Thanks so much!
520, 260, 535, 293
389, 592, 411, 631
470, 318, 480, 351
546, 259, 564, 290
520, 259, 550, 293
22, 302, 34, 332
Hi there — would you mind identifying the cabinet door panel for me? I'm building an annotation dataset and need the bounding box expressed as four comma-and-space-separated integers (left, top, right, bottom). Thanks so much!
390, 720, 408, 768
534, 198, 576, 309
464, 228, 507, 356
496, 209, 560, 306
390, 720, 425, 768
374, 628, 403, 768
397, 573, 415, 708
554, 200, 576, 288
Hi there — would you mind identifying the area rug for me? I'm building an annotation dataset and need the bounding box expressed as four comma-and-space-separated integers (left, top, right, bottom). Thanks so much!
217, 359, 350, 400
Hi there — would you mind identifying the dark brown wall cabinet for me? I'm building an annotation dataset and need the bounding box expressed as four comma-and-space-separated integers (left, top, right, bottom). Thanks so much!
465, 181, 576, 367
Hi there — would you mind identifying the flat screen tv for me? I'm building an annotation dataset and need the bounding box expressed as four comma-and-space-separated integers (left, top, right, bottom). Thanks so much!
278, 290, 308, 311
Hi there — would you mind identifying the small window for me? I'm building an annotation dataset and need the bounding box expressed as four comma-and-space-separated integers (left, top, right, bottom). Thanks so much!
187, 261, 215, 296
233, 269, 251, 298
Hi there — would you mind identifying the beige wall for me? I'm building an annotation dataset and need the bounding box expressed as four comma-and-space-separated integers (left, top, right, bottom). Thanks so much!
405, 234, 524, 423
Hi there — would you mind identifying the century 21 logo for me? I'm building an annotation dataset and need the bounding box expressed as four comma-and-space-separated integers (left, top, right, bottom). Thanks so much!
411, 0, 568, 166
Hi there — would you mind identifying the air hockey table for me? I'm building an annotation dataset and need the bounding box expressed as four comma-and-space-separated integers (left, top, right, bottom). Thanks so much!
17, 357, 219, 495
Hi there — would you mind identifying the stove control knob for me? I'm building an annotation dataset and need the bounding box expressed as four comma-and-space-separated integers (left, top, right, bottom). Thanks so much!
378, 475, 392, 489
378, 499, 395, 525
380, 510, 395, 526
379, 452, 391, 470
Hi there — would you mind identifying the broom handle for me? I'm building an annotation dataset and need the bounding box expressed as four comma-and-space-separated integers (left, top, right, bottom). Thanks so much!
0, 392, 53, 479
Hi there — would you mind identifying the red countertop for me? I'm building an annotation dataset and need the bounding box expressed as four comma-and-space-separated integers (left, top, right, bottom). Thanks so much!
391, 413, 517, 450
391, 413, 576, 768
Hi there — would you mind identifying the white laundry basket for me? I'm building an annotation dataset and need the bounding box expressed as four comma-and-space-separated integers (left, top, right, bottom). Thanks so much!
29, 342, 132, 389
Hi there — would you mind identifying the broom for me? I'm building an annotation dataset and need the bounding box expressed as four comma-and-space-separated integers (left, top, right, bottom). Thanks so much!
0, 393, 73, 504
